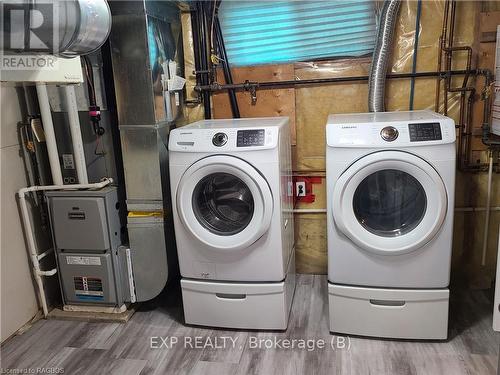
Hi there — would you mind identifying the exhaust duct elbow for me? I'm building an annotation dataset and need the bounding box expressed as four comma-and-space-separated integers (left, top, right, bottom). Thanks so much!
368, 0, 401, 112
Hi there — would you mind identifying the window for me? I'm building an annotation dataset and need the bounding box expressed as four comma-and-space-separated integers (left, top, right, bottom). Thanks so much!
219, 0, 376, 66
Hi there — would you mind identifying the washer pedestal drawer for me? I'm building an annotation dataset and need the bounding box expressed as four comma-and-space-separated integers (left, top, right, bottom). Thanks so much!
181, 252, 295, 330
329, 283, 449, 340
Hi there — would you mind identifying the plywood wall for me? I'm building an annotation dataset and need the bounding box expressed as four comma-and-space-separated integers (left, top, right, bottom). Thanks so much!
184, 1, 500, 286
212, 64, 297, 144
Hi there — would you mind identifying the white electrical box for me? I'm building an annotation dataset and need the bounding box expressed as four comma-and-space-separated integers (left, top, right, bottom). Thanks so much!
0, 55, 83, 84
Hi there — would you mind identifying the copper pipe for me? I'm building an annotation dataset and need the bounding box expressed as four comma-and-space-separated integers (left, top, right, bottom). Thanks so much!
448, 44, 473, 168
443, 46, 473, 87
437, 0, 480, 170
448, 1, 457, 52
436, 2, 493, 168
447, 47, 472, 165
462, 90, 476, 170
457, 88, 475, 171
440, 0, 451, 114
435, 35, 443, 112
443, 1, 460, 115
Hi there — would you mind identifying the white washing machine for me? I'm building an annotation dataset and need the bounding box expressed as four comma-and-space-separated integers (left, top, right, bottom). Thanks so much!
326, 110, 456, 339
169, 117, 295, 329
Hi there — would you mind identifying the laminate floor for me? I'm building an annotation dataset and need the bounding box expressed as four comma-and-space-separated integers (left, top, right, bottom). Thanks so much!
1, 275, 498, 375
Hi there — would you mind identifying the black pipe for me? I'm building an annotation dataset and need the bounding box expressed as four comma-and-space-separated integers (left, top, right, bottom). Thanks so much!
101, 40, 128, 240
198, 2, 212, 119
190, 2, 211, 118
214, 16, 240, 118
190, 6, 202, 92
82, 55, 96, 106
195, 69, 478, 92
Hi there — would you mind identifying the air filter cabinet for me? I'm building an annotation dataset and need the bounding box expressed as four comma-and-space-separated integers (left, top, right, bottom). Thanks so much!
46, 187, 132, 307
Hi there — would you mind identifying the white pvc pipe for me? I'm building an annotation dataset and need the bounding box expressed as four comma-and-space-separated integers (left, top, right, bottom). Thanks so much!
64, 85, 88, 184
18, 178, 113, 317
481, 151, 494, 267
36, 83, 63, 185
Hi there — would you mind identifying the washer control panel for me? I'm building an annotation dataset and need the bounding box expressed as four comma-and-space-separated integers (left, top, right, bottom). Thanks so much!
237, 129, 266, 147
380, 126, 399, 142
408, 122, 442, 142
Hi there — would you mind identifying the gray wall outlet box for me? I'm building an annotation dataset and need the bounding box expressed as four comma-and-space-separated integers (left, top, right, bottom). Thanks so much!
46, 187, 133, 307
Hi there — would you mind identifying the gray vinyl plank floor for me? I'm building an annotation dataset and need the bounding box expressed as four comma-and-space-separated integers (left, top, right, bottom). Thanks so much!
1, 275, 498, 375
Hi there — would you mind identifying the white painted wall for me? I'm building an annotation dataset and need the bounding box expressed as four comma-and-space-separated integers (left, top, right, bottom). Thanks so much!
1, 85, 39, 342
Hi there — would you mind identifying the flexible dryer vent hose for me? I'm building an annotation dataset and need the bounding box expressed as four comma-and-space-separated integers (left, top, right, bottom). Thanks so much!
368, 0, 402, 112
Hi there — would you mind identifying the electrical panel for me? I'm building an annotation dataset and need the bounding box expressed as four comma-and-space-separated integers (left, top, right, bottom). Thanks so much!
46, 187, 134, 307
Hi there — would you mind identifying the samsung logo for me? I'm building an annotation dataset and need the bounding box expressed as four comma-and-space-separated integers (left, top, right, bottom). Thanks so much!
341, 125, 357, 129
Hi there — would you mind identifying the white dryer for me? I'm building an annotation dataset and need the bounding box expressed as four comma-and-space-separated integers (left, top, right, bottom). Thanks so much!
326, 110, 456, 339
169, 117, 295, 329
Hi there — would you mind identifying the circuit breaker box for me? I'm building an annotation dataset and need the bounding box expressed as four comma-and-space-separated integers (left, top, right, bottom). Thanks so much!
46, 187, 133, 307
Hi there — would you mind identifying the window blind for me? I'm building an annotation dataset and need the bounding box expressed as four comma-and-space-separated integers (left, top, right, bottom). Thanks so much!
218, 0, 376, 66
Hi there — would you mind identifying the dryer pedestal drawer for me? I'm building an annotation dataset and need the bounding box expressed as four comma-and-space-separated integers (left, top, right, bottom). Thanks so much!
328, 284, 449, 340
181, 274, 295, 330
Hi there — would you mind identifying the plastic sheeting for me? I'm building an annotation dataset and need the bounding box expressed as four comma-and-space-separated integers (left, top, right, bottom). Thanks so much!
294, 0, 478, 172
218, 1, 377, 66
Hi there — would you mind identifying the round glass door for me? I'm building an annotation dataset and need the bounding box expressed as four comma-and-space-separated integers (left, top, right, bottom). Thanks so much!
192, 173, 255, 236
353, 169, 427, 237
177, 155, 273, 251
332, 151, 448, 255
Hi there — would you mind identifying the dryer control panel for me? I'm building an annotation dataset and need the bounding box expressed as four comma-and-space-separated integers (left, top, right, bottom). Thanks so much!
408, 122, 442, 142
326, 110, 455, 148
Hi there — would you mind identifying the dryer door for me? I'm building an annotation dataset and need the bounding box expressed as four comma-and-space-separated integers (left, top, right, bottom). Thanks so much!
332, 151, 448, 255
177, 155, 273, 251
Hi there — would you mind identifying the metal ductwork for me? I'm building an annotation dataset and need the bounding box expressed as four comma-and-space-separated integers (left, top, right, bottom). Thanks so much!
2, 0, 111, 57
368, 0, 401, 112
108, 1, 183, 301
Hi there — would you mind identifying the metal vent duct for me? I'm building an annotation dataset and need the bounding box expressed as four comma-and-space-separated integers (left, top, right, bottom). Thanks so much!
2, 0, 111, 57
368, 0, 401, 112
108, 0, 183, 301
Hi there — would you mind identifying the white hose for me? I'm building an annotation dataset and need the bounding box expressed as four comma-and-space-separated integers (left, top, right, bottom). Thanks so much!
481, 151, 494, 266
18, 178, 113, 317
36, 83, 63, 185
64, 85, 88, 184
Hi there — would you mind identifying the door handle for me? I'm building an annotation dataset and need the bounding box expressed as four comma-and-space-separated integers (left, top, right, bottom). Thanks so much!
369, 299, 406, 307
216, 293, 246, 300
